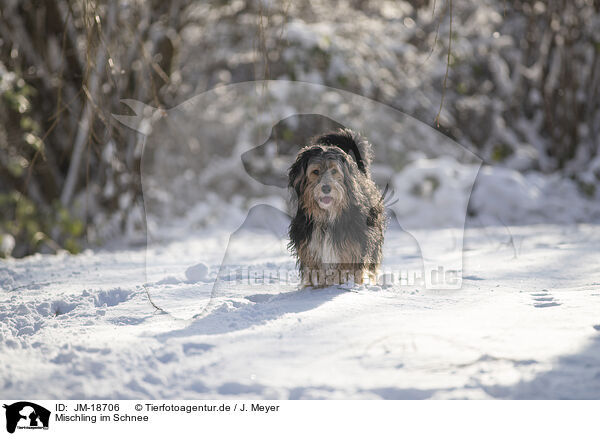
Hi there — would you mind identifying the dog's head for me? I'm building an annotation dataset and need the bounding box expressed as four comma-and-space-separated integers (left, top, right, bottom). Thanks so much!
289, 129, 372, 222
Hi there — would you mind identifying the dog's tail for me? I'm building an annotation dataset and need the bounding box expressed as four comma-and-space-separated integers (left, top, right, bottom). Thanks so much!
380, 182, 399, 207
311, 128, 373, 175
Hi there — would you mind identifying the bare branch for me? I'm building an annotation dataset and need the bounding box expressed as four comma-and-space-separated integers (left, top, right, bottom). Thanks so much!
60, 2, 117, 207
434, 0, 452, 127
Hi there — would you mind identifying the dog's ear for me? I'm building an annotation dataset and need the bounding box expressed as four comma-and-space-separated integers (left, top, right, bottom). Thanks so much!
288, 151, 307, 196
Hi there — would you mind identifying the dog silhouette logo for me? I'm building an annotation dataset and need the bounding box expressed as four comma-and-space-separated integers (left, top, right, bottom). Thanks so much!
114, 80, 481, 318
3, 402, 50, 433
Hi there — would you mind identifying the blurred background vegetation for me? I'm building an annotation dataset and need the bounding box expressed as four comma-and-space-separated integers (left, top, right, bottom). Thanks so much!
0, 0, 598, 257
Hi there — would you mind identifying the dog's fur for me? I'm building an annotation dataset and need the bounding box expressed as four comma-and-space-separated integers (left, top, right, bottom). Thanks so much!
288, 129, 385, 287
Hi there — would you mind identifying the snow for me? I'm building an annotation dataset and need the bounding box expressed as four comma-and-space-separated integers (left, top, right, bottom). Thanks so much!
5, 77, 600, 399
1, 224, 599, 399
389, 157, 600, 229
185, 263, 209, 283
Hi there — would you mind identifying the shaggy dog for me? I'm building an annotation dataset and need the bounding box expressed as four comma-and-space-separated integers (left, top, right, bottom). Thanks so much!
288, 129, 385, 287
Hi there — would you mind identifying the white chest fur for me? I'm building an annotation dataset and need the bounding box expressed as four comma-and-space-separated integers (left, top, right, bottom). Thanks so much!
308, 230, 339, 265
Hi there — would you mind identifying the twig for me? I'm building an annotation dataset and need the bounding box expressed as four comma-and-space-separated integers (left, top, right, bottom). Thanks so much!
434, 0, 452, 127
55, 0, 85, 73
60, 3, 116, 207
419, 2, 445, 67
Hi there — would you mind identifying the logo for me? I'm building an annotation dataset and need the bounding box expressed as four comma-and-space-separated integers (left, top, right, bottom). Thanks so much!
3, 402, 50, 434
114, 80, 481, 318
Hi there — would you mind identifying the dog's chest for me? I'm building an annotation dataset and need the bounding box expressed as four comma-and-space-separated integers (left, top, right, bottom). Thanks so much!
308, 229, 339, 264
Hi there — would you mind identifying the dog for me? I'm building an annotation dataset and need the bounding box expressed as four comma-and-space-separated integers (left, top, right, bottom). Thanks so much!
288, 129, 385, 287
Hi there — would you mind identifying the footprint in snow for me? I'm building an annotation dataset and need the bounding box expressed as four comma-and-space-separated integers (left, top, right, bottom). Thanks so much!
530, 289, 561, 308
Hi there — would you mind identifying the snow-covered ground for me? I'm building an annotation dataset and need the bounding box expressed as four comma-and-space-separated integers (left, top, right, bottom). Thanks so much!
1, 223, 599, 399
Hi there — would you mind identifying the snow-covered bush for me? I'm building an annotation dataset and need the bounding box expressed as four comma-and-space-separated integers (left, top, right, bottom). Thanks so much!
1, 0, 599, 255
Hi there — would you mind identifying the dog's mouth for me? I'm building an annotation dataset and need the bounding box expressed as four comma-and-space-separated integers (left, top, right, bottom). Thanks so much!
318, 196, 334, 207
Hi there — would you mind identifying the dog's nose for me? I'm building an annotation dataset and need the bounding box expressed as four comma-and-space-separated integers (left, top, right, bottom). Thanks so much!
321, 184, 331, 194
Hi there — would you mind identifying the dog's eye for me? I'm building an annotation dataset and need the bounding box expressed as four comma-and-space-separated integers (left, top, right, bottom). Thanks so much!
331, 169, 337, 175
312, 169, 319, 176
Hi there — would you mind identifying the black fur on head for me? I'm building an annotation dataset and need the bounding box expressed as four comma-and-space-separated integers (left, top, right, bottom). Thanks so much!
309, 128, 373, 176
